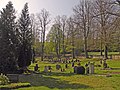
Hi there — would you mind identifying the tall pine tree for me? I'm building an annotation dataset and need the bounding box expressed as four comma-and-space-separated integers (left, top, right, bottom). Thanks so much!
0, 1, 18, 74
17, 3, 32, 70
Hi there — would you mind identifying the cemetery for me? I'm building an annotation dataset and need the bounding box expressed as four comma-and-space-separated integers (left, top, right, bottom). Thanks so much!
0, 0, 120, 90
0, 56, 120, 90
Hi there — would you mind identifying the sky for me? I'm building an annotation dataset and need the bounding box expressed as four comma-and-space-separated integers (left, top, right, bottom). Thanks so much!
0, 0, 80, 18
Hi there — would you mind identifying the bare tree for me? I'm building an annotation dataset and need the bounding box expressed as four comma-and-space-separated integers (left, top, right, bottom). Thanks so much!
73, 0, 93, 58
61, 15, 67, 57
93, 0, 118, 59
66, 17, 77, 59
54, 16, 62, 59
30, 14, 39, 45
37, 9, 50, 61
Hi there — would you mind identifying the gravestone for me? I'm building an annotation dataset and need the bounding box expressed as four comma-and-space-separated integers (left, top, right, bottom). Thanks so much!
61, 68, 65, 72
85, 63, 88, 67
77, 62, 81, 66
77, 66, 85, 74
69, 61, 71, 63
103, 62, 108, 68
89, 63, 94, 74
74, 66, 85, 74
110, 55, 112, 59
74, 66, 77, 73
65, 64, 68, 68
72, 62, 74, 67
34, 64, 39, 71
100, 60, 102, 64
44, 66, 48, 72
48, 66, 52, 70
56, 64, 61, 70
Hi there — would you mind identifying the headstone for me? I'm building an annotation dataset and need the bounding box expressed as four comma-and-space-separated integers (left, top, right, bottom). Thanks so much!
65, 64, 68, 68
63, 68, 65, 72
72, 62, 74, 67
110, 55, 112, 59
69, 61, 71, 63
90, 55, 93, 58
106, 74, 112, 77
89, 63, 94, 74
74, 66, 77, 73
85, 63, 88, 67
44, 66, 48, 72
103, 62, 107, 68
34, 64, 39, 71
78, 60, 80, 62
56, 64, 61, 70
48, 66, 52, 70
77, 62, 81, 66
100, 60, 102, 64
61, 68, 63, 72
76, 66, 85, 74
75, 59, 77, 62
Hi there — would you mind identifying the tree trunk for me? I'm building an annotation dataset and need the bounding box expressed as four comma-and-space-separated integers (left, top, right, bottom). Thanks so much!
100, 39, 103, 56
72, 40, 75, 59
41, 43, 44, 61
104, 45, 108, 59
84, 37, 89, 58
63, 36, 65, 57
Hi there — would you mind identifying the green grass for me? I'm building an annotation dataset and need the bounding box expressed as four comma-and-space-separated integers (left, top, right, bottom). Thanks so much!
17, 74, 120, 90
87, 52, 120, 55
0, 83, 31, 89
15, 58, 120, 90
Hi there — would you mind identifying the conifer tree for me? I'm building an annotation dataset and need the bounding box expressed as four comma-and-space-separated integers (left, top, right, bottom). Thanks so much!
0, 1, 18, 74
17, 3, 32, 69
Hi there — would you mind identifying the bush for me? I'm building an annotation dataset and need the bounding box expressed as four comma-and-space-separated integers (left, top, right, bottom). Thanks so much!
0, 73, 9, 85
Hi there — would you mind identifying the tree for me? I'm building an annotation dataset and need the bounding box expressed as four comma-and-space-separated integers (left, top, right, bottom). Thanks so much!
0, 1, 18, 74
37, 9, 50, 61
17, 3, 32, 70
61, 15, 67, 57
46, 24, 63, 58
93, 0, 118, 59
73, 0, 93, 58
66, 17, 77, 59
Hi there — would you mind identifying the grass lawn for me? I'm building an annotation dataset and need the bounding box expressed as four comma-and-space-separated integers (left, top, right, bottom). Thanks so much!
87, 52, 120, 55
16, 58, 120, 90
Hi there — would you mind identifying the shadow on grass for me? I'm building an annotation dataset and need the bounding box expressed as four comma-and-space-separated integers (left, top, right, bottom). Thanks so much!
19, 74, 92, 89
41, 71, 75, 76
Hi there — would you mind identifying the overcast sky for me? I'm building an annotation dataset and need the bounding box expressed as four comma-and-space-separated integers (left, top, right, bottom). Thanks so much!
0, 0, 79, 18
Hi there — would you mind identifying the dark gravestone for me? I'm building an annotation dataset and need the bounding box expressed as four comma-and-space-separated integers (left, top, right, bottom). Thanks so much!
48, 66, 52, 70
69, 61, 71, 63
110, 55, 112, 59
34, 64, 39, 71
85, 63, 88, 67
72, 62, 74, 67
77, 62, 81, 66
61, 68, 65, 72
100, 60, 102, 64
56, 64, 61, 70
74, 66, 77, 73
76, 66, 85, 74
65, 64, 68, 68
103, 62, 107, 68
